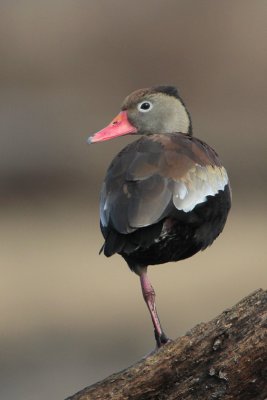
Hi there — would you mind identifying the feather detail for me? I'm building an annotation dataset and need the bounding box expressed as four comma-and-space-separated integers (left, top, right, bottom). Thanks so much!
100, 133, 229, 234
173, 165, 228, 212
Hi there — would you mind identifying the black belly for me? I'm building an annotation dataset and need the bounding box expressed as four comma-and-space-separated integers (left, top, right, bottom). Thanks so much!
101, 185, 231, 273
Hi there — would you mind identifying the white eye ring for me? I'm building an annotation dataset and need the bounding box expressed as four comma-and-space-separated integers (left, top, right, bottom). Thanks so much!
137, 101, 153, 113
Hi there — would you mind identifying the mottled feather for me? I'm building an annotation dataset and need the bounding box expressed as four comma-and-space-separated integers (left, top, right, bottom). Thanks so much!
100, 133, 229, 235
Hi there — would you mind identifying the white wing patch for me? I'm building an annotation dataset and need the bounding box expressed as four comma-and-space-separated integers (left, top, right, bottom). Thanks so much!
100, 182, 108, 227
173, 165, 228, 212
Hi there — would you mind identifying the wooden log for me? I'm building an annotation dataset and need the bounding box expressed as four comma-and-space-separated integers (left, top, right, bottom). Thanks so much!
66, 289, 267, 400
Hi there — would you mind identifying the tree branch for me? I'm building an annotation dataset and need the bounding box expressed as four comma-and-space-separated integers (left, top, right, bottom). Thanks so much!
66, 289, 267, 400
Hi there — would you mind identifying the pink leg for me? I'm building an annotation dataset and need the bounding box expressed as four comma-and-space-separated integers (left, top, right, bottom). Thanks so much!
139, 267, 169, 347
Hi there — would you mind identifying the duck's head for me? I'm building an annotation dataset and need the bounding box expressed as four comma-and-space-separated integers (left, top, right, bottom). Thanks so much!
88, 86, 192, 144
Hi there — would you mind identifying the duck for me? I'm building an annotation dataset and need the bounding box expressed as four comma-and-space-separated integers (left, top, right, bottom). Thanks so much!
88, 86, 231, 348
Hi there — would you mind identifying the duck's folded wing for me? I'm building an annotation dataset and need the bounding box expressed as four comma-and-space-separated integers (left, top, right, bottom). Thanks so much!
100, 135, 229, 235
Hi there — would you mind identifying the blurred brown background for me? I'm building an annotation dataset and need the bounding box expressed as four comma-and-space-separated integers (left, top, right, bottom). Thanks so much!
0, 1, 266, 399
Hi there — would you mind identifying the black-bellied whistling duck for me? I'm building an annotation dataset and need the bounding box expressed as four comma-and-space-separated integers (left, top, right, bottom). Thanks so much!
88, 86, 231, 348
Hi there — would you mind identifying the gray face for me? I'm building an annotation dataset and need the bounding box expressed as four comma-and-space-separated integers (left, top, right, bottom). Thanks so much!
123, 92, 191, 135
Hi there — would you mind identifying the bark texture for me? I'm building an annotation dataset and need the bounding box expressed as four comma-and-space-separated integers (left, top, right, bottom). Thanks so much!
66, 289, 267, 400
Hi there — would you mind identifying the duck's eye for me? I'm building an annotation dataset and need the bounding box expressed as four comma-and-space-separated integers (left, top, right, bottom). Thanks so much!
137, 101, 153, 112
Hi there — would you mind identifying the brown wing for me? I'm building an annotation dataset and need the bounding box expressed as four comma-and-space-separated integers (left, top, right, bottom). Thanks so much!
100, 133, 229, 235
